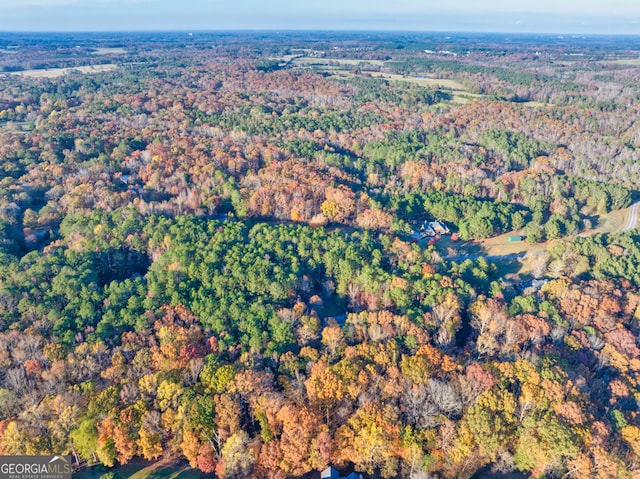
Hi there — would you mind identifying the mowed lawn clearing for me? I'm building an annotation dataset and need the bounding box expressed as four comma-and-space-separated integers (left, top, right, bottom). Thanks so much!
589, 208, 628, 235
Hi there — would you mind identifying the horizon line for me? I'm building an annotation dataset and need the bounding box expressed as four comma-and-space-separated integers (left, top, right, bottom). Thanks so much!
1, 28, 640, 37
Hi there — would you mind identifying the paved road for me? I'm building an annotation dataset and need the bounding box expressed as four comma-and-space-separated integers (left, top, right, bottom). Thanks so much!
621, 201, 640, 232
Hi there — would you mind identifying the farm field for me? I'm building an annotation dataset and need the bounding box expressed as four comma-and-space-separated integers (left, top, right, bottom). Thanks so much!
10, 63, 117, 78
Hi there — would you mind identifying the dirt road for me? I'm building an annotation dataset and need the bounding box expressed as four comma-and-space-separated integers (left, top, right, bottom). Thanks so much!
620, 201, 640, 232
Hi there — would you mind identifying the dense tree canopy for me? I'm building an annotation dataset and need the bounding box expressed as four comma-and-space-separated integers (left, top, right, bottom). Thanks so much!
1, 31, 640, 479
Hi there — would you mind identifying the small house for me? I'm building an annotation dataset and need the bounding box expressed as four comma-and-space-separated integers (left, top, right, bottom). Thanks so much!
429, 221, 450, 235
508, 235, 524, 242
419, 223, 436, 238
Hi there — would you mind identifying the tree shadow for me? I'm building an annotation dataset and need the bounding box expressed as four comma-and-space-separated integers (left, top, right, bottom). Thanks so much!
470, 468, 529, 479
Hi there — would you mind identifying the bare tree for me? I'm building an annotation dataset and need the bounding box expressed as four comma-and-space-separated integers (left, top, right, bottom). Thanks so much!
187, 357, 205, 386
120, 382, 140, 405
530, 251, 549, 279
5, 366, 27, 394
428, 379, 463, 418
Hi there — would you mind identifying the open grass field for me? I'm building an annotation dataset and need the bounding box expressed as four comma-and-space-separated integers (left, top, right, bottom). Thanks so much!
590, 207, 628, 235
73, 459, 204, 479
292, 57, 386, 66
294, 58, 501, 106
11, 64, 117, 78
478, 233, 537, 256
269, 54, 303, 63
452, 95, 550, 107
0, 121, 33, 134
458, 205, 632, 259
436, 202, 635, 276
92, 48, 128, 55
320, 69, 477, 99
293, 58, 468, 91
610, 58, 640, 65
477, 233, 550, 276
520, 100, 552, 107
365, 71, 467, 90
434, 233, 532, 277
450, 93, 484, 103
436, 227, 557, 277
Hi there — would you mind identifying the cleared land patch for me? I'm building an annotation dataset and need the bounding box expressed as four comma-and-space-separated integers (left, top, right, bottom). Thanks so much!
590, 207, 628, 234
294, 58, 483, 102
11, 64, 118, 78
92, 47, 128, 55
0, 121, 33, 134
365, 71, 467, 90
269, 54, 304, 63
438, 201, 635, 276
520, 100, 552, 107
74, 459, 204, 479
476, 231, 547, 257
611, 58, 640, 65
292, 57, 386, 66
320, 69, 475, 95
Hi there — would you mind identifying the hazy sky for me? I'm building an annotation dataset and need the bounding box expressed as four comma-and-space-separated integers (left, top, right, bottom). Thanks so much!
1, 0, 639, 33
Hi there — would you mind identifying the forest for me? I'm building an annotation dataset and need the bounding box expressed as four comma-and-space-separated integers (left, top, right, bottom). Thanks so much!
1, 31, 640, 479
